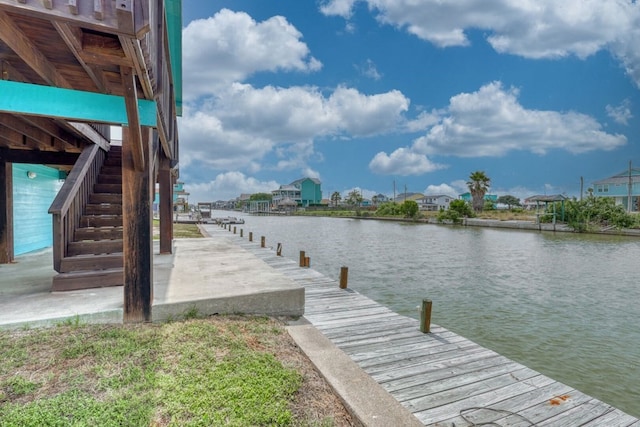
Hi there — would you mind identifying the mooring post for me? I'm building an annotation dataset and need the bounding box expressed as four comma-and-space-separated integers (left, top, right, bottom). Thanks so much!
420, 299, 432, 333
339, 266, 348, 289
233, 226, 236, 234
305, 256, 310, 267
261, 236, 265, 248
249, 232, 253, 242
277, 243, 282, 256
299, 251, 305, 267
240, 229, 243, 237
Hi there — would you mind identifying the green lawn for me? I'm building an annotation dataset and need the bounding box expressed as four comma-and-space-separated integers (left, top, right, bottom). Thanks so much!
0, 316, 340, 427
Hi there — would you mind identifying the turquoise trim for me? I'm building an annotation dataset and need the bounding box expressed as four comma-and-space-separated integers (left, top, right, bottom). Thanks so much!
0, 80, 157, 126
165, 0, 182, 116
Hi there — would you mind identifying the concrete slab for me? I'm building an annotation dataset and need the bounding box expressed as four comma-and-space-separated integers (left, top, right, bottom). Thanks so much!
0, 235, 304, 329
287, 323, 424, 427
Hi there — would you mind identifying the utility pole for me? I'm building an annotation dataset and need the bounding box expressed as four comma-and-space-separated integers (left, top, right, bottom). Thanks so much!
393, 180, 396, 203
628, 160, 633, 213
580, 176, 584, 201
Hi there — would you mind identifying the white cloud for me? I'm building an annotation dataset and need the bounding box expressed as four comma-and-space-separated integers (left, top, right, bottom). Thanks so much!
187, 172, 280, 203
356, 59, 382, 80
424, 183, 460, 197
320, 0, 640, 87
182, 9, 321, 99
606, 100, 633, 125
179, 84, 411, 177
369, 81, 626, 176
369, 147, 446, 175
414, 81, 627, 157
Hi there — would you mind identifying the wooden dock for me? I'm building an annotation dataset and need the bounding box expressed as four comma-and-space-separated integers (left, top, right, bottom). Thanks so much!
222, 227, 639, 426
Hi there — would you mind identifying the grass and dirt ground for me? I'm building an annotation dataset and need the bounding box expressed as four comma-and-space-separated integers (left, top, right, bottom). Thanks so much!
1, 223, 355, 426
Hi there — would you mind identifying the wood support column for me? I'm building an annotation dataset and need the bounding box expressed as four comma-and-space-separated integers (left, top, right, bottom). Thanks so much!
0, 155, 14, 263
158, 156, 173, 254
122, 126, 153, 322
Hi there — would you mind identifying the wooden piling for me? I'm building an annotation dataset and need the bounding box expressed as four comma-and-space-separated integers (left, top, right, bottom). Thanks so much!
240, 229, 243, 237
233, 226, 236, 234
339, 266, 348, 289
299, 251, 305, 267
420, 299, 432, 333
276, 243, 282, 256
249, 232, 253, 242
261, 236, 266, 248
305, 256, 310, 267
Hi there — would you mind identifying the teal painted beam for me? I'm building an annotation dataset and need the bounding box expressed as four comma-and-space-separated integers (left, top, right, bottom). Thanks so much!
0, 80, 157, 127
166, 0, 183, 116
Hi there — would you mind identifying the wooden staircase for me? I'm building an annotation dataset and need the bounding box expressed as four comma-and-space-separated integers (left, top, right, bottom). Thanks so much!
52, 146, 124, 291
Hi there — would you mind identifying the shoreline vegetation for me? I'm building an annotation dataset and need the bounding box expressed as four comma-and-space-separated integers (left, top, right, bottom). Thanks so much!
291, 201, 640, 237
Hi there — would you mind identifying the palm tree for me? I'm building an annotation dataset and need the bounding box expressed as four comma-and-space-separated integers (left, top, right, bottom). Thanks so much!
330, 191, 342, 207
467, 171, 491, 212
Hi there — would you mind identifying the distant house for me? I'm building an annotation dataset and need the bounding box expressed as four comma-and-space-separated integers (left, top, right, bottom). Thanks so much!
272, 178, 322, 207
417, 195, 456, 211
392, 192, 424, 203
371, 193, 390, 205
459, 192, 498, 203
593, 167, 640, 212
153, 182, 190, 214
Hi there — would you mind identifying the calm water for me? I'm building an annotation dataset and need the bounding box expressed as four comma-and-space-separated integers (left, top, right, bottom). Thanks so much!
223, 212, 640, 417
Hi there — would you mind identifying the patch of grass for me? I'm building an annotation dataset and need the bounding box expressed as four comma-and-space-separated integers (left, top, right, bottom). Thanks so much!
0, 317, 346, 427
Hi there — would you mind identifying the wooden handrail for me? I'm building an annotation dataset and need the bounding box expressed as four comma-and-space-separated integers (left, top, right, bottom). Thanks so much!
49, 144, 106, 271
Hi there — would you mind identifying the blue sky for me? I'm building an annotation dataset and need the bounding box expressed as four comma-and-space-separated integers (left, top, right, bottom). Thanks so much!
178, 0, 640, 203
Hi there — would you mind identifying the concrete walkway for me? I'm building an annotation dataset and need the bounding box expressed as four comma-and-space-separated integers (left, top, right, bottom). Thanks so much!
0, 237, 303, 328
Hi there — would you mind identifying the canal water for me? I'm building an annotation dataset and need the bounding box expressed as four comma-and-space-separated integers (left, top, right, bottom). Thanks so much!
223, 212, 640, 417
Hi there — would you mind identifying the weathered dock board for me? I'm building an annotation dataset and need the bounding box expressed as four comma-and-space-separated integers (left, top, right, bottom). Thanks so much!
214, 226, 639, 427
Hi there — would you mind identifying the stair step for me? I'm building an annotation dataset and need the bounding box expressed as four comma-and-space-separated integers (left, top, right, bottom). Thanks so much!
97, 174, 122, 184
59, 253, 123, 272
75, 226, 123, 241
52, 268, 123, 291
89, 193, 122, 204
94, 183, 122, 194
85, 204, 122, 215
68, 239, 123, 256
100, 166, 121, 175
79, 215, 122, 227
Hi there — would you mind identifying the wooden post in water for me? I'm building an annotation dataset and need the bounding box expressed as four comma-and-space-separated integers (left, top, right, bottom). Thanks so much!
249, 232, 253, 242
233, 226, 236, 234
261, 236, 266, 248
339, 267, 348, 289
299, 251, 305, 267
305, 256, 310, 267
420, 299, 432, 333
277, 243, 282, 256
240, 229, 243, 237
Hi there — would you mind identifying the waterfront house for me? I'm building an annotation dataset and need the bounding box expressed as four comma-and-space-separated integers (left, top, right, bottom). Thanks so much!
592, 167, 640, 212
417, 194, 456, 211
272, 178, 322, 207
392, 192, 424, 203
459, 192, 498, 203
0, 0, 182, 322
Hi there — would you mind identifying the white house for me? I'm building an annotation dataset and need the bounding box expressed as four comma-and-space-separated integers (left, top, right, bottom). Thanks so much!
417, 195, 456, 211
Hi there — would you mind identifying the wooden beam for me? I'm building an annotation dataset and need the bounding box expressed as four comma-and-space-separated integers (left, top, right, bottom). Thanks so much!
158, 155, 173, 254
122, 126, 152, 322
0, 80, 157, 126
120, 66, 144, 171
0, 114, 68, 151
20, 115, 84, 151
0, 147, 79, 165
53, 21, 108, 93
0, 9, 73, 89
0, 153, 14, 263
64, 122, 110, 151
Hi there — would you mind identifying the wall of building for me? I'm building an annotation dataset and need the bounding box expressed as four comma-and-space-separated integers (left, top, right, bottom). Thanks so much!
12, 164, 63, 255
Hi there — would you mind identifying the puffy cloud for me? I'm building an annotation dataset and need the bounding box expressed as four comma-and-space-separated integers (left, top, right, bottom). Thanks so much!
369, 81, 626, 176
424, 183, 461, 196
182, 9, 321, 99
414, 81, 627, 156
369, 147, 446, 175
320, 0, 640, 87
186, 172, 280, 203
356, 59, 382, 80
606, 100, 633, 125
179, 84, 411, 176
